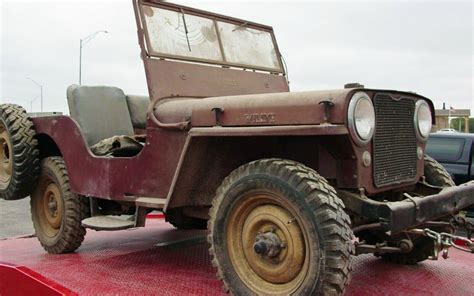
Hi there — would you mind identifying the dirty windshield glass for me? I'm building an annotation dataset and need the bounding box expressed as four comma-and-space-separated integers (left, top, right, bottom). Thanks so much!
217, 21, 280, 70
141, 5, 282, 72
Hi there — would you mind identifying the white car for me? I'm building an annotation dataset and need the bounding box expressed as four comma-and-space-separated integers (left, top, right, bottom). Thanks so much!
438, 128, 458, 133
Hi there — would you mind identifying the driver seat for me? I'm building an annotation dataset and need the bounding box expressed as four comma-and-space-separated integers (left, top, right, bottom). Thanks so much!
67, 84, 143, 156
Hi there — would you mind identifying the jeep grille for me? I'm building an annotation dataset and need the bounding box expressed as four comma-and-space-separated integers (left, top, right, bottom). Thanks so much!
373, 94, 418, 187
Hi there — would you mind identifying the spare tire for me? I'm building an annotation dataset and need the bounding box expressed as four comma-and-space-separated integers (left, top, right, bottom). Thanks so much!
0, 104, 40, 200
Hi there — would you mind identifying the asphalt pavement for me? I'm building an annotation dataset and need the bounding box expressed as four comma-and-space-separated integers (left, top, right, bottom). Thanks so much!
0, 197, 35, 239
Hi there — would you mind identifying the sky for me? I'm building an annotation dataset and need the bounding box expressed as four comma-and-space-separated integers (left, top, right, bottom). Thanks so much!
1, 0, 473, 115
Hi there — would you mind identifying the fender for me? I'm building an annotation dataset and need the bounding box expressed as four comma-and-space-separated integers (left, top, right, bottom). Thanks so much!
164, 124, 350, 211
32, 115, 186, 201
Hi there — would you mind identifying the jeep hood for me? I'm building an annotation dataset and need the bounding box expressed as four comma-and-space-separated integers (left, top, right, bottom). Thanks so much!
154, 89, 354, 127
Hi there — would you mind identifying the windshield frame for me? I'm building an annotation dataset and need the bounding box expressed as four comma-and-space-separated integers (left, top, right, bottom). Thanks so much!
137, 0, 285, 74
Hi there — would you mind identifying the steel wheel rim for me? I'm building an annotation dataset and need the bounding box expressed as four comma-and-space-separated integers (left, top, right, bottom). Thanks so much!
0, 123, 13, 189
226, 191, 310, 294
36, 179, 63, 237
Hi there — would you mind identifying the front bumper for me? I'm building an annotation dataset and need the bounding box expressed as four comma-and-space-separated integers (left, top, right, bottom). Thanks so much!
341, 181, 474, 234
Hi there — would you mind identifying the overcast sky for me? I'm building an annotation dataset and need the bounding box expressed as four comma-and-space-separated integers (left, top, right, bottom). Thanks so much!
1, 0, 472, 115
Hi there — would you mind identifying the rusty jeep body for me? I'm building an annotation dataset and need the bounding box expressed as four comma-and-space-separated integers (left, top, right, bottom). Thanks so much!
1, 1, 473, 295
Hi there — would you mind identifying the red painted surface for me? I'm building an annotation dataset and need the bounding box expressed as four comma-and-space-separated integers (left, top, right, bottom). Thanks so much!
0, 219, 472, 295
146, 213, 164, 219
0, 262, 76, 296
454, 238, 474, 248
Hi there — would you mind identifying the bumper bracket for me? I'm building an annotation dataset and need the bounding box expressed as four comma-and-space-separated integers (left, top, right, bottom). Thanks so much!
339, 181, 474, 234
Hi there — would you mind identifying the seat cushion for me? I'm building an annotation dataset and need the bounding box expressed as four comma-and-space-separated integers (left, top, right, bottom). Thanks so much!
67, 85, 134, 146
90, 135, 144, 157
125, 95, 149, 129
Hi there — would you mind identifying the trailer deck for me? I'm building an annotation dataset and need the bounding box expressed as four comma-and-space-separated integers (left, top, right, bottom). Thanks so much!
0, 217, 472, 295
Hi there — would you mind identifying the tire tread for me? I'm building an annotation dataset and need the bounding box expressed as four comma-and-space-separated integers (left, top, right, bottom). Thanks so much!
0, 103, 39, 200
208, 158, 354, 295
31, 157, 89, 254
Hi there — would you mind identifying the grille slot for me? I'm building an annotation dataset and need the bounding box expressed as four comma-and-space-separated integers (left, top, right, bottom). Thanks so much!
373, 94, 417, 187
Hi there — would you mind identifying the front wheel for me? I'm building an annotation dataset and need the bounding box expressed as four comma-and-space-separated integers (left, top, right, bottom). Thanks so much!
208, 159, 354, 295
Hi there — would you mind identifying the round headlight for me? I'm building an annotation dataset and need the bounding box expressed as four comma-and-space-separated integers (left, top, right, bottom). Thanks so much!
414, 100, 432, 141
348, 92, 375, 145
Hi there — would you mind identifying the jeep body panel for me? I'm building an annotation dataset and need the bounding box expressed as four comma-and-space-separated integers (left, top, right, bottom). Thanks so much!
31, 87, 432, 208
32, 115, 349, 205
154, 88, 436, 128
32, 116, 186, 201
31, 79, 438, 206
145, 59, 289, 100
154, 89, 351, 127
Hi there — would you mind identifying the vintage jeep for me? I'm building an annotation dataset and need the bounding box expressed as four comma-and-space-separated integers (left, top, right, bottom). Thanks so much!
1, 1, 473, 295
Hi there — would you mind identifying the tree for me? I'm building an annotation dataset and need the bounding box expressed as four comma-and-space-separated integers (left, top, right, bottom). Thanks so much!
450, 117, 473, 133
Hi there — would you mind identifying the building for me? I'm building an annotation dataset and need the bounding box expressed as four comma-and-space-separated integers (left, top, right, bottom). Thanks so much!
432, 106, 470, 133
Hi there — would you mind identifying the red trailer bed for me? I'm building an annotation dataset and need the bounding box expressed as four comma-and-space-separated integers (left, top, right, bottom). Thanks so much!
0, 218, 472, 295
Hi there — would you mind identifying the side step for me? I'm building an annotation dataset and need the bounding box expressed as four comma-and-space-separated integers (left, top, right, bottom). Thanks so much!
82, 216, 135, 231
83, 197, 167, 231
135, 197, 166, 209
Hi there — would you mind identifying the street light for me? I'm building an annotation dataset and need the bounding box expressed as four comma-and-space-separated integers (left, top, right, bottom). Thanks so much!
79, 30, 108, 85
29, 95, 39, 113
27, 77, 43, 112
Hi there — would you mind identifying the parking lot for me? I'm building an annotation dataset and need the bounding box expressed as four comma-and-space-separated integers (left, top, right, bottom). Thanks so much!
0, 198, 34, 239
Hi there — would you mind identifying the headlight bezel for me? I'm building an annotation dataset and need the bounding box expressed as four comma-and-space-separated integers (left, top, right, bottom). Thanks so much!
414, 100, 432, 142
348, 92, 376, 146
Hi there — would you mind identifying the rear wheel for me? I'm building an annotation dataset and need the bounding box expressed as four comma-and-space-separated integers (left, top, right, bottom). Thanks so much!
381, 154, 455, 264
0, 104, 39, 200
208, 159, 353, 295
31, 157, 89, 254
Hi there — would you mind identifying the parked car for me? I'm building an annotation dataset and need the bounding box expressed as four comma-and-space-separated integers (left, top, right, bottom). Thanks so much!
437, 128, 458, 133
426, 132, 474, 217
426, 132, 474, 185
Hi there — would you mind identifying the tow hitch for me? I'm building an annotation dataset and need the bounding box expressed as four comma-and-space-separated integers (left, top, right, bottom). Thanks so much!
405, 217, 474, 260
354, 216, 474, 257
405, 228, 473, 259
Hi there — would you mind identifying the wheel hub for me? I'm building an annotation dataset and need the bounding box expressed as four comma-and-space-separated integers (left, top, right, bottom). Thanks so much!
37, 182, 63, 236
48, 197, 58, 216
253, 231, 285, 258
226, 193, 309, 294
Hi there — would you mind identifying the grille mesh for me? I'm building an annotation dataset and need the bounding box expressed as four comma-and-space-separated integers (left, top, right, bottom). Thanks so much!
373, 94, 417, 187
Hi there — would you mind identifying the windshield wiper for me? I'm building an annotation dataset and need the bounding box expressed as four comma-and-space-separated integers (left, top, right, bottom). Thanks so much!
180, 8, 191, 52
